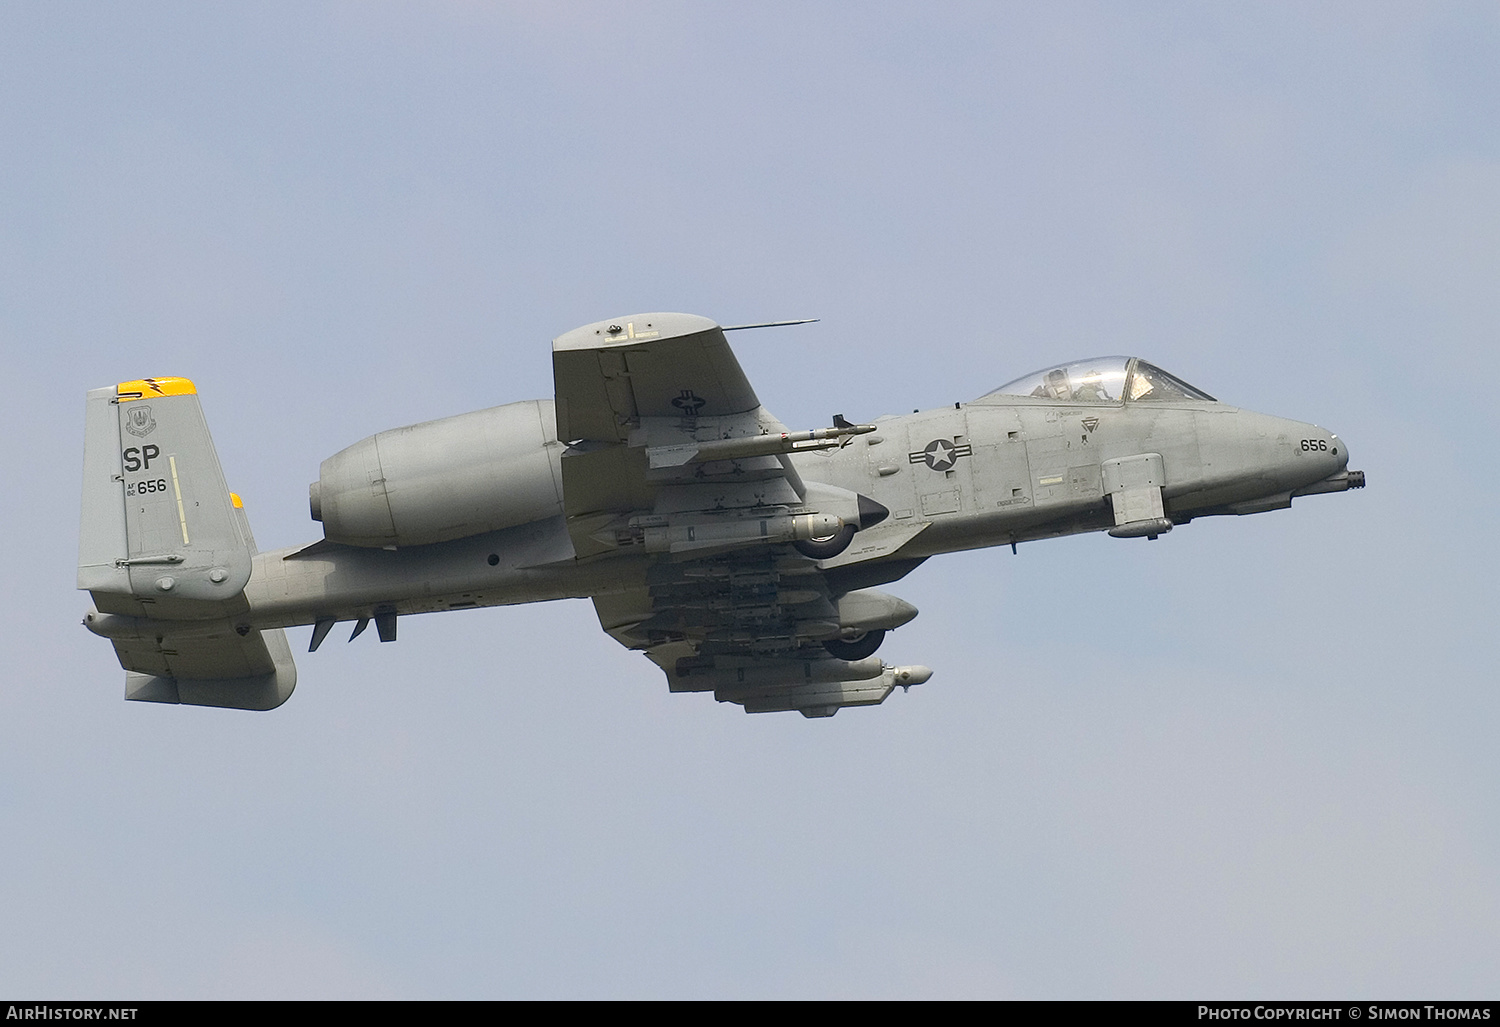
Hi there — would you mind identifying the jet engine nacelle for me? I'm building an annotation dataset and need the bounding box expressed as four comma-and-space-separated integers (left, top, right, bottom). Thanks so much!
310, 400, 564, 548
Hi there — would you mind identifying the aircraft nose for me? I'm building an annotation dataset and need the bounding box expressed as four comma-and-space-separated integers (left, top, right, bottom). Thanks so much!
1288, 426, 1365, 499
1291, 424, 1345, 479
1249, 417, 1348, 493
1201, 411, 1362, 506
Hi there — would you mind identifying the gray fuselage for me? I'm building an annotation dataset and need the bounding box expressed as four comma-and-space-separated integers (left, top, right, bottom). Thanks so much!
240, 394, 1348, 633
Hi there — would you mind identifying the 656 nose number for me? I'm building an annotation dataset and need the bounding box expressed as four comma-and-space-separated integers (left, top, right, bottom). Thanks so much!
126, 478, 168, 496
1301, 439, 1329, 451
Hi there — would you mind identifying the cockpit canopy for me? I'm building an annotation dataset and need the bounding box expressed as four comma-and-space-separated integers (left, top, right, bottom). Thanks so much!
983, 356, 1215, 404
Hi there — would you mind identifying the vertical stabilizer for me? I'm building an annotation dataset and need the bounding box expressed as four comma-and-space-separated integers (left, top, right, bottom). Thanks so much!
79, 378, 252, 602
79, 377, 297, 711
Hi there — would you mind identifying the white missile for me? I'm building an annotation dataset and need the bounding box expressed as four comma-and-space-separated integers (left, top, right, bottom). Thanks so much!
647, 422, 877, 468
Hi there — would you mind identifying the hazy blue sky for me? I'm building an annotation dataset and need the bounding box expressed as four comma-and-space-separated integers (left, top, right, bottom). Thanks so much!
3, 1, 1497, 998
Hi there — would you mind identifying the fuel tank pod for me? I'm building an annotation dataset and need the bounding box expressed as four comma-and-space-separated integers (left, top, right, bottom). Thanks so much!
310, 400, 564, 547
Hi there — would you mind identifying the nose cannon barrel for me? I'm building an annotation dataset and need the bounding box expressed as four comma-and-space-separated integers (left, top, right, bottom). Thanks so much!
1293, 468, 1365, 497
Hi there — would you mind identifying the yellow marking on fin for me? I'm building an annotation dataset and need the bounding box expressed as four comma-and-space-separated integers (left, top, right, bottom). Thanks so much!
230, 492, 244, 509
169, 455, 190, 545
117, 377, 196, 401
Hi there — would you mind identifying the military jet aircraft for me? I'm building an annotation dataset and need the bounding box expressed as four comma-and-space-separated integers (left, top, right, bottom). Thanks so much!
78, 312, 1364, 717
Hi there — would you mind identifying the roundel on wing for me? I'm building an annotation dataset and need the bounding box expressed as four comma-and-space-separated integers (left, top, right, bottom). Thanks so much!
672, 390, 706, 415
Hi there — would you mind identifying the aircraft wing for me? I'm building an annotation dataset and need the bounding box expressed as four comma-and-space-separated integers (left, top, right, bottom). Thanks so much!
553, 313, 804, 559
553, 313, 763, 444
552, 313, 929, 717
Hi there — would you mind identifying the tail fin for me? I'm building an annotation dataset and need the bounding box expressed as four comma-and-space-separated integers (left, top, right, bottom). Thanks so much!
79, 378, 296, 710
79, 377, 252, 600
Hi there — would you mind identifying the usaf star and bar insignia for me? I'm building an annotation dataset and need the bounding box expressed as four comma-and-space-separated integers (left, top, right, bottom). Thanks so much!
909, 438, 973, 471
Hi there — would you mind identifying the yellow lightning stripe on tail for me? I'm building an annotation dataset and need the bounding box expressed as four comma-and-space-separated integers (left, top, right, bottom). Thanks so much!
117, 377, 197, 401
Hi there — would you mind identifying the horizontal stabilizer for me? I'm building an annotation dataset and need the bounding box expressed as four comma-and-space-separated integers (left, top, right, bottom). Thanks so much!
119, 623, 297, 711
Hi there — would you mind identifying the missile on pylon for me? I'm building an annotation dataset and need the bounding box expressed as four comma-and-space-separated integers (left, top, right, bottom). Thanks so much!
647, 422, 877, 468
